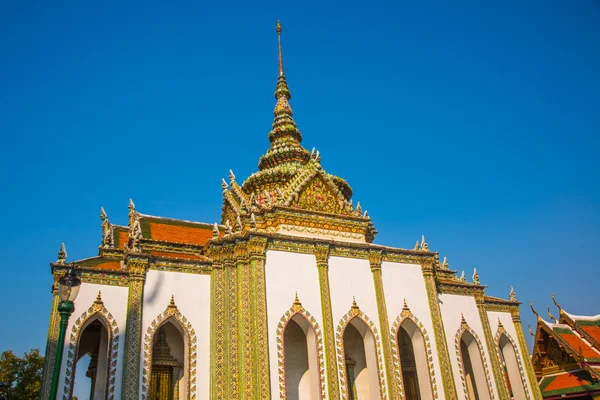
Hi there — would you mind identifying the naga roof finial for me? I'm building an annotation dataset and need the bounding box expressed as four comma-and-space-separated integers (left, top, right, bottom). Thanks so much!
548, 307, 557, 323
442, 256, 449, 269
472, 268, 480, 284
509, 286, 517, 301
421, 235, 429, 251
57, 243, 67, 264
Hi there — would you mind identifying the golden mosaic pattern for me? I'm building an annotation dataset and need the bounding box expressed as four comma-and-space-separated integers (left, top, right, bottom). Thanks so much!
211, 266, 226, 399
294, 176, 342, 214
276, 297, 326, 399
389, 305, 438, 399
63, 294, 120, 400
141, 298, 197, 400
335, 303, 387, 400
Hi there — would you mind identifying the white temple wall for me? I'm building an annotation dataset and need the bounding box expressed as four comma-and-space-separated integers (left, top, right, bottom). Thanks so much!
438, 293, 499, 400
56, 283, 129, 399
487, 310, 534, 396
328, 256, 386, 392
381, 261, 443, 395
265, 250, 324, 399
141, 270, 211, 399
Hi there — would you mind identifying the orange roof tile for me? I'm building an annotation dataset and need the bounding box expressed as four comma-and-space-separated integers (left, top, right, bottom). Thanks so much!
544, 371, 592, 392
118, 231, 128, 249
582, 326, 600, 343
555, 329, 600, 360
148, 222, 213, 246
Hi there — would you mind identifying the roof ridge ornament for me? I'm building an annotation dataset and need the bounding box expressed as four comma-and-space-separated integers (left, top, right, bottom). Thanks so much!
421, 235, 429, 251
472, 268, 480, 284
509, 286, 517, 301
530, 301, 542, 322
548, 307, 557, 323
57, 243, 67, 264
100, 207, 114, 248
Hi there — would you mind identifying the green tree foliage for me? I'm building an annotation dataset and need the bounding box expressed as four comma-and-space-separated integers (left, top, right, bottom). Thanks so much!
0, 349, 44, 400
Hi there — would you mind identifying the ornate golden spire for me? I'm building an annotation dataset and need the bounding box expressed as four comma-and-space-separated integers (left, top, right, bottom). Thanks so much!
277, 20, 284, 77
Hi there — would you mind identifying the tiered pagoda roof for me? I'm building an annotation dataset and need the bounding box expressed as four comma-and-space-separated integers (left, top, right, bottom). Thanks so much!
531, 295, 600, 399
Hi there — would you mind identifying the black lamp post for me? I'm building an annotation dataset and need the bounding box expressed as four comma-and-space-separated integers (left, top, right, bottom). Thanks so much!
48, 267, 81, 400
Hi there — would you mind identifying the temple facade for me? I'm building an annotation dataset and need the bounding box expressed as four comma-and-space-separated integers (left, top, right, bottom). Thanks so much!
41, 23, 543, 400
530, 296, 600, 399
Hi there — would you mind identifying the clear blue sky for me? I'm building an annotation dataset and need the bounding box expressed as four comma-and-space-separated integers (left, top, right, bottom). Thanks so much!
1, 0, 598, 368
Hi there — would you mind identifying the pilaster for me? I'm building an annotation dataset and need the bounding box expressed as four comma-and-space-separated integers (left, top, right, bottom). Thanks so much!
315, 243, 339, 399
422, 261, 458, 399
223, 244, 240, 399
475, 291, 510, 400
248, 236, 271, 399
40, 278, 60, 400
235, 241, 256, 400
369, 250, 399, 400
512, 311, 544, 400
210, 254, 226, 399
121, 256, 148, 400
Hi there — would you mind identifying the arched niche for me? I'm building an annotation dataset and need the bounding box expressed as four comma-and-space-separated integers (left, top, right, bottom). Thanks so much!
456, 320, 493, 400
63, 292, 120, 400
397, 319, 434, 400
335, 301, 385, 400
276, 295, 326, 400
495, 324, 530, 400
142, 297, 197, 400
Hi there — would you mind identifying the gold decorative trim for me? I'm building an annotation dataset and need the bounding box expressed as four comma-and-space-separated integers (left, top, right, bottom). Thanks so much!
249, 236, 271, 399
512, 313, 544, 400
41, 292, 60, 400
477, 300, 510, 400
268, 238, 315, 254
370, 250, 399, 400
63, 293, 120, 400
494, 322, 531, 400
121, 257, 147, 399
455, 317, 495, 400
390, 302, 438, 399
211, 265, 226, 399
276, 296, 326, 399
141, 297, 197, 400
315, 243, 340, 399
335, 301, 387, 400
422, 262, 458, 399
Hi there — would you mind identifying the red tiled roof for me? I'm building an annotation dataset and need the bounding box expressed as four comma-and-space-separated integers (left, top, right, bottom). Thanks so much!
582, 326, 600, 343
540, 370, 600, 397
554, 328, 600, 360
118, 231, 128, 249
147, 221, 214, 246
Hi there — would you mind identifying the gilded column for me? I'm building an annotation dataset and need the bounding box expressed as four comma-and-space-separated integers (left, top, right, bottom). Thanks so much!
315, 243, 339, 399
249, 236, 271, 399
223, 244, 240, 399
121, 256, 148, 400
210, 252, 226, 400
476, 292, 510, 400
236, 241, 256, 399
421, 261, 458, 399
511, 311, 544, 400
40, 278, 60, 400
369, 251, 400, 400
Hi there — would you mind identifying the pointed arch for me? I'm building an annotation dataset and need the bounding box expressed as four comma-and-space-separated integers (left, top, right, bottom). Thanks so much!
455, 318, 495, 400
276, 295, 326, 399
494, 322, 530, 400
141, 297, 197, 400
63, 292, 120, 400
390, 303, 438, 399
335, 300, 387, 400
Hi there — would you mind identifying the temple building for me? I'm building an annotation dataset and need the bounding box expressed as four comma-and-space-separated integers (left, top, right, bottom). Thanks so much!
530, 296, 600, 399
41, 22, 543, 400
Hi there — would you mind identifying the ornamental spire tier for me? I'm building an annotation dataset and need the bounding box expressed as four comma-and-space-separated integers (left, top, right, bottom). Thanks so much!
220, 22, 376, 243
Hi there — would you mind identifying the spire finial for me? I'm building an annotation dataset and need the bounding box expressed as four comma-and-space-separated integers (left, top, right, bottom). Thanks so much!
276, 20, 284, 76
169, 295, 177, 309
95, 291, 103, 305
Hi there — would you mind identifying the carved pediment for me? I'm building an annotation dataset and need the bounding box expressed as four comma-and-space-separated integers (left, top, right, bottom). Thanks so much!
291, 174, 346, 214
